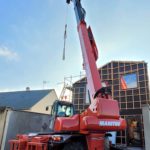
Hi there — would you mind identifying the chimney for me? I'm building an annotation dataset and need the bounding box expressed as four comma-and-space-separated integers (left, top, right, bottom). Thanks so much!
26, 87, 30, 91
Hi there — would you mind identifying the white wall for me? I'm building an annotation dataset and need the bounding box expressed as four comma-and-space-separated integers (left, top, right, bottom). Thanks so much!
0, 108, 8, 149
30, 90, 58, 114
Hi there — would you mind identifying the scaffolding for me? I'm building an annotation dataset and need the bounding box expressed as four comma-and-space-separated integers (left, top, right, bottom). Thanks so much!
59, 72, 85, 102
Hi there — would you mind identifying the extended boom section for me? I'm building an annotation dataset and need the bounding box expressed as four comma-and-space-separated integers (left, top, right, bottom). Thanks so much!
68, 0, 126, 149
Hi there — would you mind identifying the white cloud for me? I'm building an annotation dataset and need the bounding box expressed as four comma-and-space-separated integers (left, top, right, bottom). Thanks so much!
0, 46, 19, 61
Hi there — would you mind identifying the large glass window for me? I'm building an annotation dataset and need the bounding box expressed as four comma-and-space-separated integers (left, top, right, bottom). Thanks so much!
120, 73, 138, 90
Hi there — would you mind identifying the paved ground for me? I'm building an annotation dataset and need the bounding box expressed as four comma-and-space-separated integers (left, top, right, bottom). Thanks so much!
112, 146, 144, 150
125, 147, 144, 150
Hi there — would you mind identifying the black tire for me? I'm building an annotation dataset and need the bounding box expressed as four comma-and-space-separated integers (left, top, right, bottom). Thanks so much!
63, 142, 84, 150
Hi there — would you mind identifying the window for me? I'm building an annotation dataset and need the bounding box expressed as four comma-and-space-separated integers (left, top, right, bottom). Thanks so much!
120, 97, 126, 102
139, 82, 145, 87
127, 96, 133, 102
114, 85, 119, 91
114, 96, 119, 101
113, 74, 119, 79
57, 104, 74, 117
127, 103, 133, 108
79, 105, 84, 110
108, 74, 112, 79
122, 138, 126, 144
108, 69, 111, 74
102, 69, 107, 74
79, 99, 84, 104
102, 75, 108, 80
80, 87, 85, 93
119, 63, 124, 67
114, 91, 119, 97
74, 105, 78, 110
122, 131, 125, 136
51, 105, 55, 116
121, 103, 126, 109
117, 131, 121, 136
75, 88, 79, 93
138, 63, 143, 69
140, 95, 146, 101
119, 67, 124, 72
120, 73, 138, 90
133, 89, 139, 95
141, 101, 147, 105
139, 69, 144, 75
74, 94, 79, 99
127, 90, 132, 95
113, 62, 118, 68
134, 102, 140, 108
79, 93, 84, 99
125, 65, 131, 71
134, 95, 139, 101
108, 80, 112, 85
132, 64, 137, 70
113, 79, 119, 85
140, 88, 146, 94
120, 91, 125, 96
116, 137, 121, 144
114, 68, 119, 73
139, 75, 145, 81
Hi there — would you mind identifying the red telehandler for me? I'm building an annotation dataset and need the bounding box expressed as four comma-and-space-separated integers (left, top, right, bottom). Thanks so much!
9, 0, 126, 150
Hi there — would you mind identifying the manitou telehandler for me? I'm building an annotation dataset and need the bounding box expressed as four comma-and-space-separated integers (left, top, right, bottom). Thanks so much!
9, 0, 126, 150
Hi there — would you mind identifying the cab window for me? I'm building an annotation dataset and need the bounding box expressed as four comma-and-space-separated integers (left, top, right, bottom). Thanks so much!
57, 104, 74, 117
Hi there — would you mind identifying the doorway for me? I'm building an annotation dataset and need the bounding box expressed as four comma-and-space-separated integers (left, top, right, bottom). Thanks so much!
127, 116, 142, 147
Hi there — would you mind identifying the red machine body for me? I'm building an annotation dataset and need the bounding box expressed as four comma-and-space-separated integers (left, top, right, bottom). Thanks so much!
9, 1, 126, 150
54, 98, 126, 133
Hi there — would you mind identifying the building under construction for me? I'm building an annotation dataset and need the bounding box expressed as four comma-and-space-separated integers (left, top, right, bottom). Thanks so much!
72, 60, 150, 147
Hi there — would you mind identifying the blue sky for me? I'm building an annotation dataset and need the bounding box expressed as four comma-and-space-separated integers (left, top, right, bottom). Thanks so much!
0, 0, 150, 95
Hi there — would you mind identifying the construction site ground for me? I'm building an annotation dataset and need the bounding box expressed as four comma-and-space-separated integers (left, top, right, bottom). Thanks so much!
112, 146, 144, 150
125, 147, 144, 150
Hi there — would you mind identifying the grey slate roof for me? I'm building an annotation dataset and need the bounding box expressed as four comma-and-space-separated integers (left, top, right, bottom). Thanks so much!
0, 89, 53, 110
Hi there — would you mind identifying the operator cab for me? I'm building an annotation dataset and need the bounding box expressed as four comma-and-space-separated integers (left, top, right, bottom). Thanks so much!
51, 100, 75, 117
49, 100, 75, 130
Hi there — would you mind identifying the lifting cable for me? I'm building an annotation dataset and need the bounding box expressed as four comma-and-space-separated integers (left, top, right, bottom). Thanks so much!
62, 5, 69, 60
